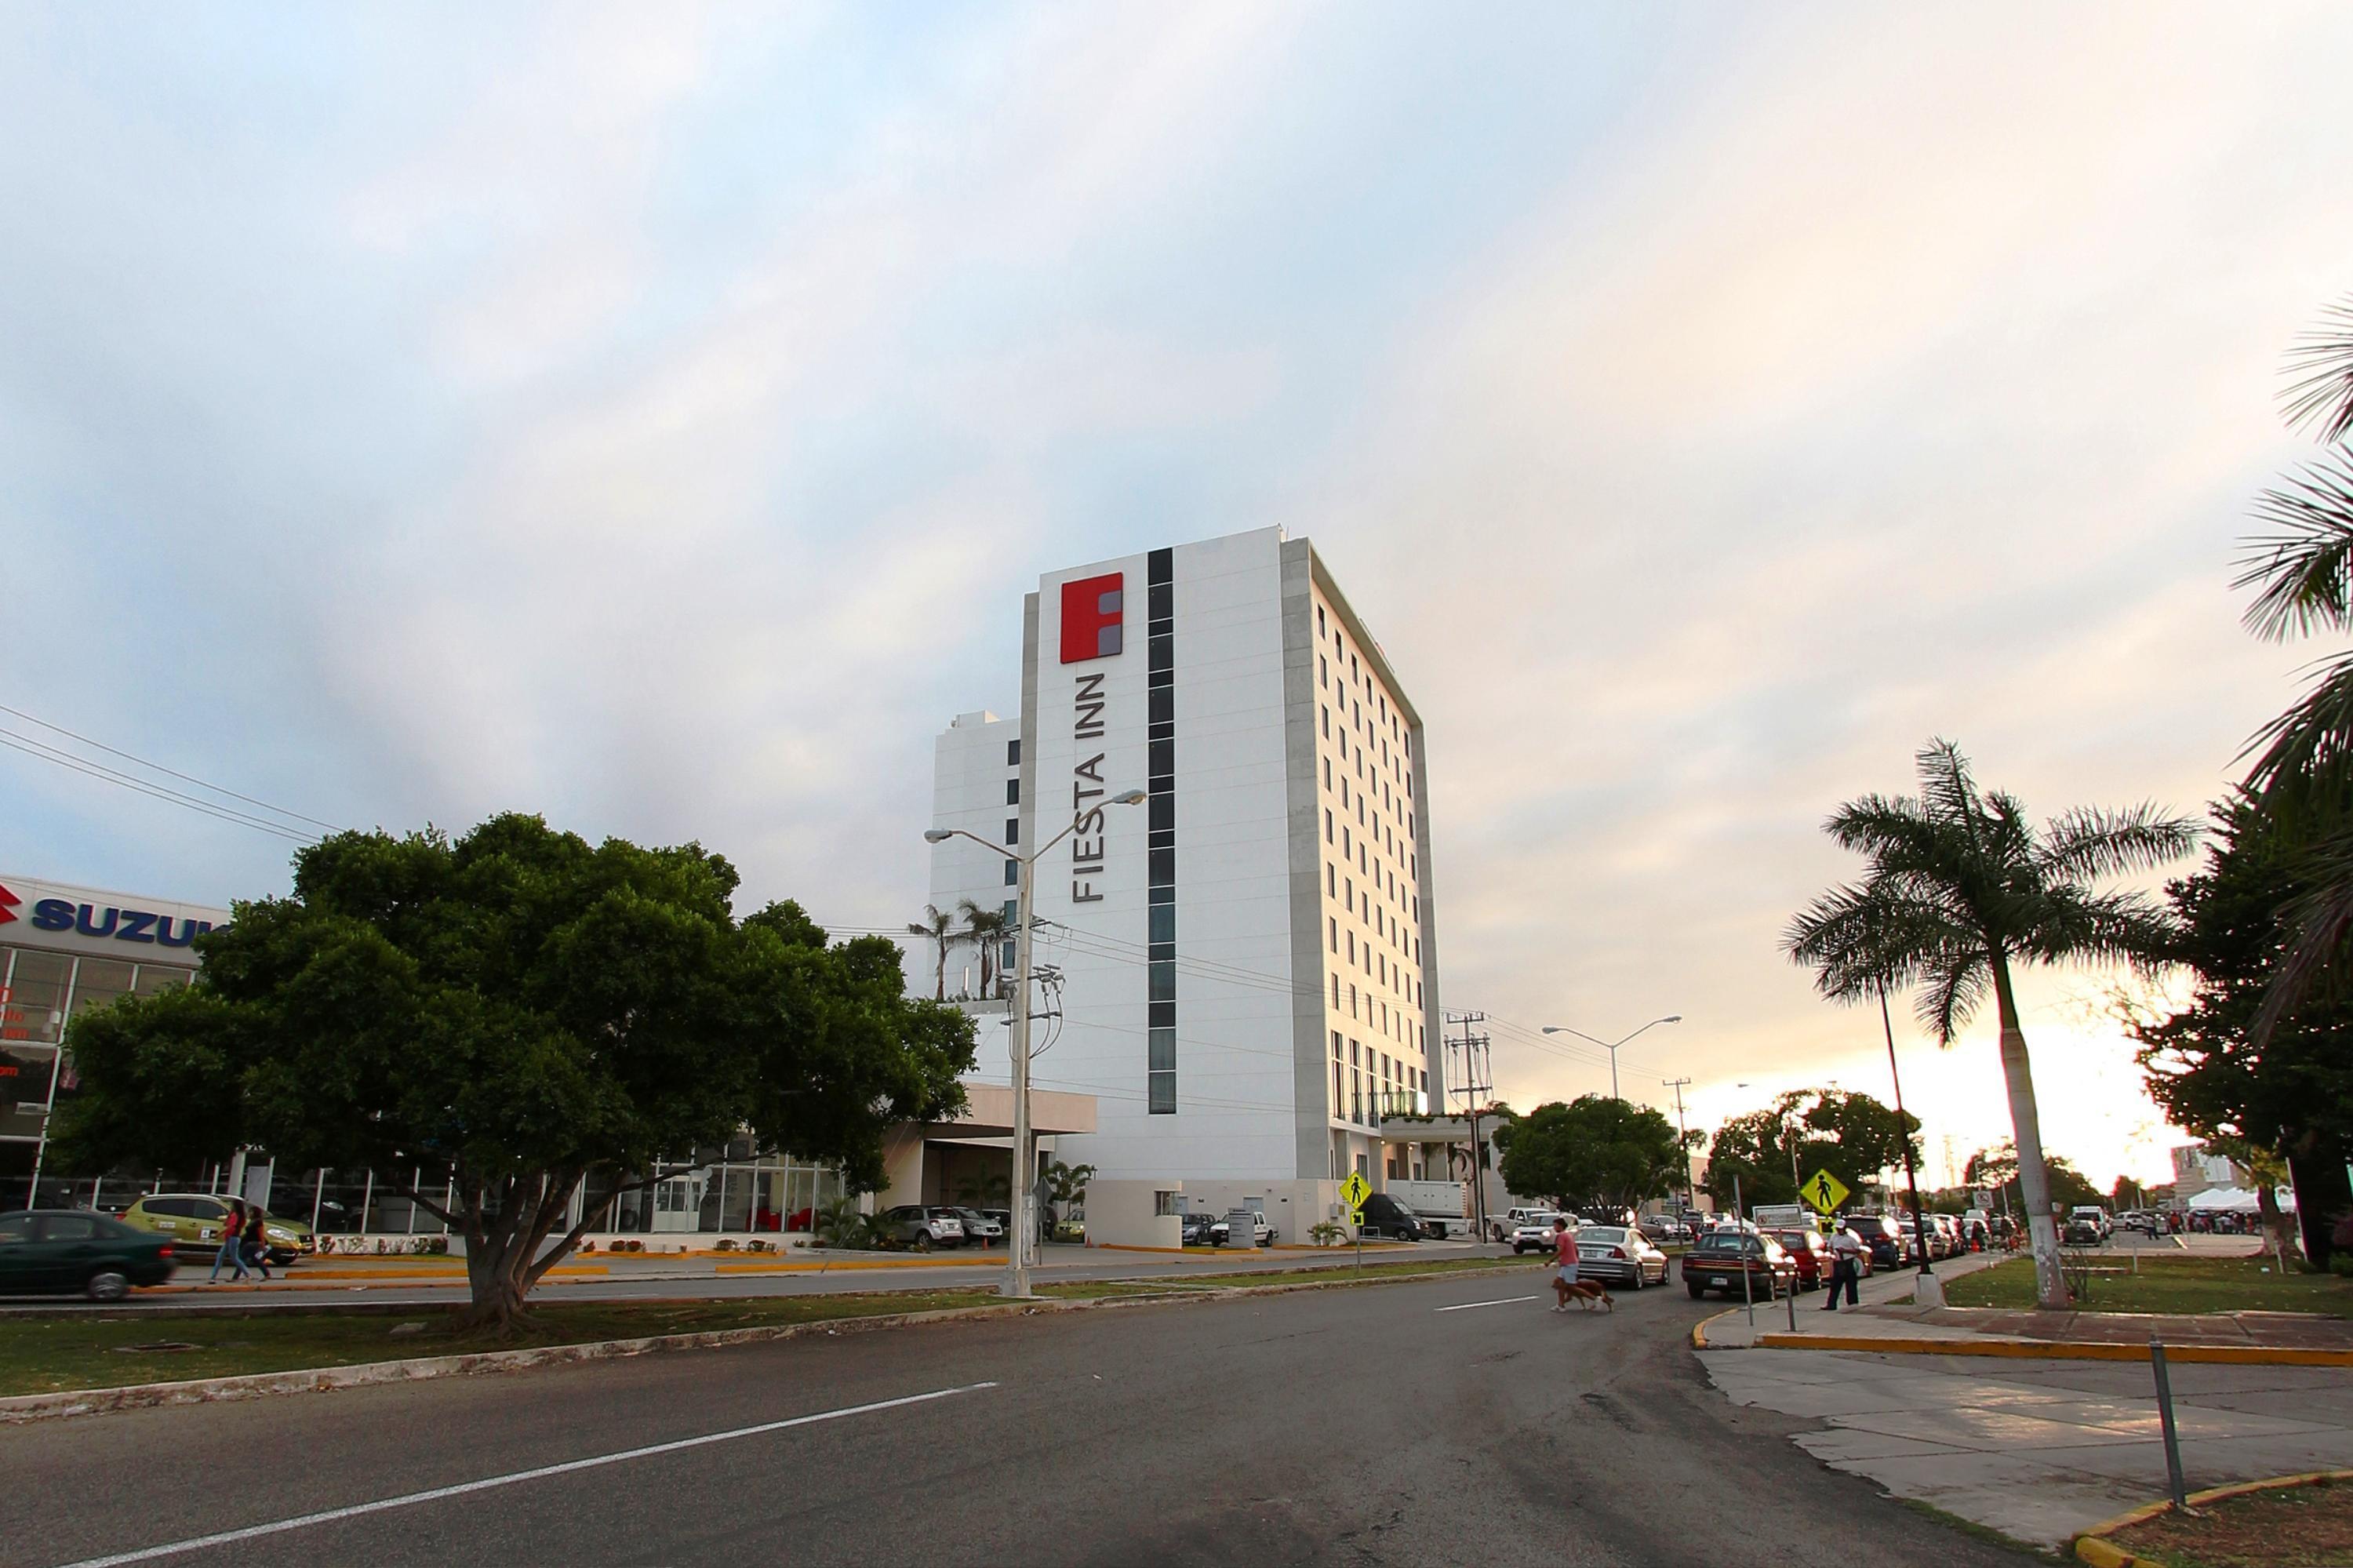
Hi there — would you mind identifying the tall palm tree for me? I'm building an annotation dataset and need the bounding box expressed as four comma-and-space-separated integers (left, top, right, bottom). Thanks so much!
906, 904, 962, 1001
1783, 740, 2195, 1310
2235, 293, 2353, 1036
957, 898, 1011, 999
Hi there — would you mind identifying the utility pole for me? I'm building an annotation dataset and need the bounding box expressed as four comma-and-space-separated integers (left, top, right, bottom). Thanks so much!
1662, 1077, 1695, 1214
1448, 1011, 1492, 1242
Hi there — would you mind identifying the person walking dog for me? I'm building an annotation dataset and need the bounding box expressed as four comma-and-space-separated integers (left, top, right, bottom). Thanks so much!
1822, 1224, 1864, 1311
208, 1200, 253, 1285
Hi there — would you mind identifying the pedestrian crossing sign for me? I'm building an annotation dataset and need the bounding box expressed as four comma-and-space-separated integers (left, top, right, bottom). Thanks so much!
1339, 1171, 1371, 1211
1800, 1170, 1849, 1215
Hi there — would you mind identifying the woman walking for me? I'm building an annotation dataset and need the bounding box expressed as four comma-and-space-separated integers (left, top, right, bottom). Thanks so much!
207, 1200, 253, 1285
239, 1205, 275, 1281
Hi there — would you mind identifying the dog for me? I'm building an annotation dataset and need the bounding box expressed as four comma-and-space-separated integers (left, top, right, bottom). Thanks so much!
1553, 1271, 1614, 1312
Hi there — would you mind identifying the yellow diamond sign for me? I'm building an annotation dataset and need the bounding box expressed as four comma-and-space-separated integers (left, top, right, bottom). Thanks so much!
1800, 1169, 1849, 1215
1339, 1172, 1372, 1210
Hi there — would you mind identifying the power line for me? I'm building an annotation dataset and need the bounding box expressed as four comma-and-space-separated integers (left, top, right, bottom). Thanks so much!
0, 704, 346, 835
0, 729, 321, 844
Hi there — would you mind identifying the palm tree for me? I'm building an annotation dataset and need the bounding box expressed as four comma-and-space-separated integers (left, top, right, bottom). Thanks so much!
906, 904, 963, 1001
2234, 293, 2353, 1036
1783, 740, 2195, 1310
958, 898, 1010, 999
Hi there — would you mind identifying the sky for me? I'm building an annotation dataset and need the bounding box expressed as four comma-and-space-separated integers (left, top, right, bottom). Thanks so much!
6, 4, 2351, 1190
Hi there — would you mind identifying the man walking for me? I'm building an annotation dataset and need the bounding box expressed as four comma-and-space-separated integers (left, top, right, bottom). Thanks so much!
1822, 1224, 1864, 1312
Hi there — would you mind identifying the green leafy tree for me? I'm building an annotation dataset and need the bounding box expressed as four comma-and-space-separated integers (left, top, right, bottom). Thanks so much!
1784, 740, 2196, 1308
1706, 1088, 1919, 1212
906, 904, 965, 1002
56, 814, 976, 1329
1704, 1109, 1796, 1210
1498, 1096, 1688, 1215
2133, 797, 2353, 1267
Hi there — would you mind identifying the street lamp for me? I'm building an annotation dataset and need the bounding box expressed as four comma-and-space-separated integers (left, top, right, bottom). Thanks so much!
1541, 1015, 1681, 1101
926, 787, 1147, 1300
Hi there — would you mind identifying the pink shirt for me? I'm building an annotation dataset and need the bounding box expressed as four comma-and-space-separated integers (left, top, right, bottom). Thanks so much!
1554, 1229, 1577, 1268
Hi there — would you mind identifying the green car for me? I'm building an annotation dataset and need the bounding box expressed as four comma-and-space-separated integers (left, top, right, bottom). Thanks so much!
0, 1210, 178, 1300
119, 1193, 315, 1266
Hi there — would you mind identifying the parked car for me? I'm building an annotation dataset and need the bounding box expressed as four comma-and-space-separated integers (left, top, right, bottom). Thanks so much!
1355, 1194, 1425, 1242
1639, 1216, 1690, 1246
1572, 1225, 1670, 1288
1051, 1217, 1086, 1242
2069, 1206, 2114, 1242
1493, 1206, 1560, 1242
1681, 1231, 1798, 1300
947, 1206, 1003, 1248
874, 1205, 966, 1250
1769, 1229, 1835, 1291
2064, 1215, 2105, 1246
0, 1210, 178, 1301
2120, 1210, 2164, 1238
1179, 1211, 1220, 1247
1509, 1213, 1571, 1254
119, 1194, 314, 1267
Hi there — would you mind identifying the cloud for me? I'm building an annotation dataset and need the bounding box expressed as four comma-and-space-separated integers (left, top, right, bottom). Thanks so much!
5, 3, 2349, 1188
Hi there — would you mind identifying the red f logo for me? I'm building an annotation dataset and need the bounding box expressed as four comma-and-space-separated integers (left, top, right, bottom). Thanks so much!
0, 886, 16, 926
1060, 573, 1124, 664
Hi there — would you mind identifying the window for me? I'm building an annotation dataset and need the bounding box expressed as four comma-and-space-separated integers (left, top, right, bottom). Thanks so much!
1326, 864, 1336, 896
1321, 706, 1329, 737
1006, 778, 1020, 805
0, 1213, 35, 1243
1154, 1190, 1180, 1217
1322, 757, 1331, 788
1318, 655, 1327, 688
1317, 604, 1326, 634
1346, 932, 1355, 962
1005, 817, 1020, 846
1008, 738, 1021, 766
1332, 975, 1340, 1006
1329, 917, 1337, 952
1149, 962, 1176, 1002
1325, 809, 1333, 844
1002, 940, 1015, 973
1150, 904, 1175, 944
1004, 859, 1020, 886
1147, 1068, 1176, 1115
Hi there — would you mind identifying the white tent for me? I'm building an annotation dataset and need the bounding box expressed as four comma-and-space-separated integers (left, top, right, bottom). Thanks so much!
2186, 1185, 2297, 1213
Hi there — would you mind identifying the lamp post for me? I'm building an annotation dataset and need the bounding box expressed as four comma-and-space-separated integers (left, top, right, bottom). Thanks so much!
1542, 1016, 1681, 1101
926, 788, 1147, 1300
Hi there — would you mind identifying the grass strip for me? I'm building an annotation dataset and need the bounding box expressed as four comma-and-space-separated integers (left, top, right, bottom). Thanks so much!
1940, 1254, 2353, 1319
2106, 1475, 2353, 1567
2, 1256, 1544, 1398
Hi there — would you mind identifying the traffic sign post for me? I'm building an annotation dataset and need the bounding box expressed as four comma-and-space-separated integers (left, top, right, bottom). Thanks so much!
1799, 1169, 1849, 1217
1340, 1172, 1371, 1272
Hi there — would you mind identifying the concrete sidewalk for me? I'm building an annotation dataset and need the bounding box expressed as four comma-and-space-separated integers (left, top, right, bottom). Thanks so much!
1697, 1252, 2353, 1548
1700, 1341, 2353, 1549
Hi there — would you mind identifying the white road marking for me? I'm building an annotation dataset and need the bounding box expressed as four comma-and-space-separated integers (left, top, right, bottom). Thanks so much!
1434, 1294, 1543, 1312
52, 1381, 998, 1568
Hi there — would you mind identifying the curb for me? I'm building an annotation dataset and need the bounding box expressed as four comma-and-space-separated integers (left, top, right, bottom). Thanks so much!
0, 1261, 1539, 1424
2072, 1468, 2353, 1566
1750, 1333, 2353, 1368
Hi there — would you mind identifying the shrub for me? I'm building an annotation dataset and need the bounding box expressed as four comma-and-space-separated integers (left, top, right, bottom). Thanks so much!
715, 1239, 738, 1252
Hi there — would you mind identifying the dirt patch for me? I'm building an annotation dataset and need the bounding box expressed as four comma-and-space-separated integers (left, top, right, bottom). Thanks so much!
2108, 1475, 2353, 1566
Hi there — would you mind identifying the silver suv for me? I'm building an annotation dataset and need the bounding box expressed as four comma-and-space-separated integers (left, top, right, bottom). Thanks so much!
1509, 1213, 1572, 1254
875, 1206, 966, 1251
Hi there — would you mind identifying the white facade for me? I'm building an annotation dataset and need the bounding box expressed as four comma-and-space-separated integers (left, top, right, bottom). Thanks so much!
926, 526, 1442, 1190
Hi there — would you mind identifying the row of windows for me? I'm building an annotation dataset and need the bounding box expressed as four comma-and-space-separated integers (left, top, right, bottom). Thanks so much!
1329, 1029, 1426, 1126
1144, 548, 1177, 1115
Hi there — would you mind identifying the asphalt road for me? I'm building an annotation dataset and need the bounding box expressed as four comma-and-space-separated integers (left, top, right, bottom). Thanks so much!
4, 1268, 2038, 1567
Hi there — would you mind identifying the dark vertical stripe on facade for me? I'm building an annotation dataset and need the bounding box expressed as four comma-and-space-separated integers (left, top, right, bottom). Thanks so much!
1145, 548, 1176, 1113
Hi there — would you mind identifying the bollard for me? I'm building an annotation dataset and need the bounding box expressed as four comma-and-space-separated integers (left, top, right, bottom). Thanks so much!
2151, 1341, 2188, 1511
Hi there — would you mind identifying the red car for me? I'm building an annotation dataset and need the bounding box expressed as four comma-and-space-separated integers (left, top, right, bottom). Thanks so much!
1771, 1229, 1835, 1291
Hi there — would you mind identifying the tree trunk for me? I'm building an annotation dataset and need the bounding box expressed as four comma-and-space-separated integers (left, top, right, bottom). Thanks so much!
2286, 1138, 2349, 1270
456, 1169, 595, 1334
1991, 957, 2071, 1311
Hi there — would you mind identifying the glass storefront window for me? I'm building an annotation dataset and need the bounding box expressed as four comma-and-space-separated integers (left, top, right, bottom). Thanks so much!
2, 950, 72, 1044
